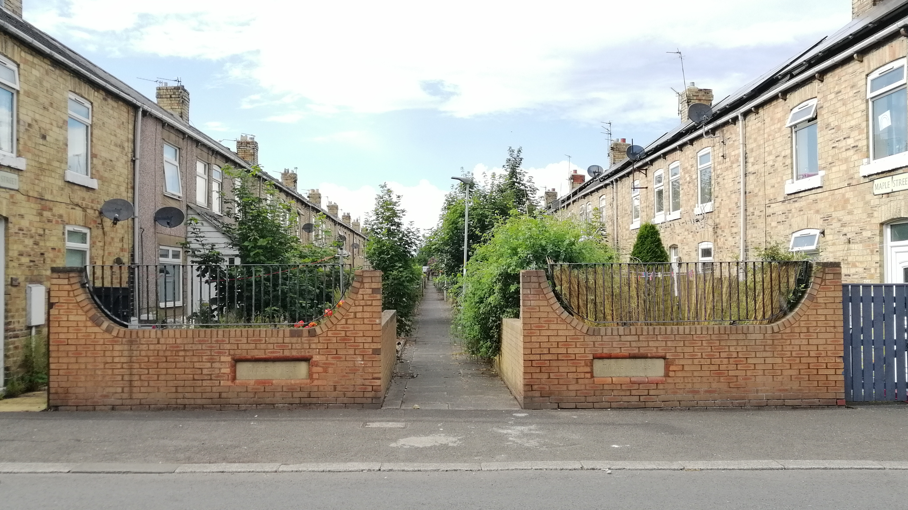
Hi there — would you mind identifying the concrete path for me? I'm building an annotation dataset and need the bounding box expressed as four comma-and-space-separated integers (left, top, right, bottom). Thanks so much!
383, 287, 518, 410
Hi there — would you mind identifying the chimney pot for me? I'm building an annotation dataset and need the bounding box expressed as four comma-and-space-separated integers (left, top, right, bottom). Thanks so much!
3, 0, 23, 17
280, 168, 298, 191
236, 135, 259, 166
156, 84, 190, 122
308, 189, 322, 208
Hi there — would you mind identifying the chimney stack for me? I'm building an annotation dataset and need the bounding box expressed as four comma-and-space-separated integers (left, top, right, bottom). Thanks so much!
327, 202, 339, 218
610, 138, 631, 166
281, 168, 298, 191
3, 0, 23, 17
852, 0, 881, 18
544, 188, 558, 206
352, 219, 361, 232
156, 84, 190, 122
679, 82, 713, 123
342, 212, 351, 226
570, 170, 585, 191
308, 189, 322, 208
236, 135, 259, 166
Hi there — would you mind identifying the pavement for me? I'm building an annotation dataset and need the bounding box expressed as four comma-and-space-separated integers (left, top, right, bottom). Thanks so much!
0, 286, 906, 474
0, 390, 46, 412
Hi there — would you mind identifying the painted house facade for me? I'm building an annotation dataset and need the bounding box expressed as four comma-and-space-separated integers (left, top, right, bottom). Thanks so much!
552, 0, 908, 285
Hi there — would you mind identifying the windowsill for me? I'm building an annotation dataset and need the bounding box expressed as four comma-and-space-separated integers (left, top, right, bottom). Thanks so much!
630, 221, 640, 230
64, 170, 98, 189
163, 191, 183, 200
694, 202, 713, 215
667, 210, 681, 222
653, 213, 665, 224
860, 152, 908, 177
0, 152, 27, 171
785, 171, 824, 195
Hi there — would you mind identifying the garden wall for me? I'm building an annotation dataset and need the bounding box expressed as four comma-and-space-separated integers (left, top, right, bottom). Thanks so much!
496, 318, 524, 403
507, 263, 845, 409
47, 268, 392, 410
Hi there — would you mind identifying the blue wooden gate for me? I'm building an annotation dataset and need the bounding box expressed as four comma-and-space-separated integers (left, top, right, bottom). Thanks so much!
843, 284, 908, 402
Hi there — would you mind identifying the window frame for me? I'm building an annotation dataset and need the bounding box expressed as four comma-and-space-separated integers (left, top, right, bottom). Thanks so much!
211, 165, 223, 214
65, 93, 97, 188
695, 148, 713, 214
196, 160, 208, 207
158, 246, 183, 308
698, 241, 713, 274
64, 225, 90, 268
862, 59, 908, 176
789, 228, 821, 253
630, 180, 640, 229
786, 99, 824, 194
653, 169, 665, 222
163, 143, 182, 197
599, 195, 607, 223
668, 161, 681, 220
0, 53, 24, 169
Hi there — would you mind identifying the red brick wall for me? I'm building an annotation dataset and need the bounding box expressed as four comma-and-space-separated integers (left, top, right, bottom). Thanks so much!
513, 263, 845, 409
48, 269, 389, 410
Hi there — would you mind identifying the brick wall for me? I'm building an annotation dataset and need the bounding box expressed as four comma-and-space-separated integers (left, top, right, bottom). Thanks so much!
496, 318, 524, 402
380, 310, 397, 391
506, 263, 844, 409
47, 269, 392, 410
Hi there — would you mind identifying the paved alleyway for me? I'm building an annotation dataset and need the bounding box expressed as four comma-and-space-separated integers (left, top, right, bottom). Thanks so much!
383, 286, 519, 410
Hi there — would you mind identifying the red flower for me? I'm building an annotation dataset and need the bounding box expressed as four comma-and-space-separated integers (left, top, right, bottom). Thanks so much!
324, 309, 333, 317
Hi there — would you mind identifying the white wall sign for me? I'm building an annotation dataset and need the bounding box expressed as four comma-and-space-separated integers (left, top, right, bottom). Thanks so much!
873, 173, 908, 195
0, 170, 19, 190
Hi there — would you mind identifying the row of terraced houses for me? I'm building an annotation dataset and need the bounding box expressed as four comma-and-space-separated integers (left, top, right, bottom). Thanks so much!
551, 0, 908, 286
0, 1, 367, 390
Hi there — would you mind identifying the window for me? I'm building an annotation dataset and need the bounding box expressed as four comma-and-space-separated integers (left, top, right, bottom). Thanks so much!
785, 99, 822, 193
653, 169, 665, 221
630, 180, 640, 229
0, 54, 18, 157
66, 94, 95, 188
211, 166, 222, 214
789, 229, 821, 253
599, 195, 607, 223
696, 149, 712, 213
158, 247, 182, 307
698, 241, 713, 273
163, 144, 181, 196
579, 203, 586, 222
196, 160, 208, 206
586, 202, 593, 222
668, 162, 681, 218
64, 226, 89, 267
863, 59, 908, 176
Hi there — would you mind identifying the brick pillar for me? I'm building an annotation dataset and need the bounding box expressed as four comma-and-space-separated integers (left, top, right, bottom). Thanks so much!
342, 213, 351, 226
679, 82, 713, 123
236, 135, 258, 166
281, 169, 298, 190
327, 202, 339, 218
569, 170, 585, 191
155, 85, 190, 122
352, 219, 361, 232
308, 189, 321, 208
610, 138, 631, 166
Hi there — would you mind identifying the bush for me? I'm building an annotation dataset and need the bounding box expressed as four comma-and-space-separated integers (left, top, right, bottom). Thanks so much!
630, 223, 669, 263
454, 214, 616, 358
2, 335, 47, 399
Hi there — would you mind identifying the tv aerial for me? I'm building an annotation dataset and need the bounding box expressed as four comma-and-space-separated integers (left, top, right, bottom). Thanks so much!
337, 234, 347, 243
301, 223, 314, 233
587, 165, 604, 179
153, 207, 185, 228
100, 199, 134, 226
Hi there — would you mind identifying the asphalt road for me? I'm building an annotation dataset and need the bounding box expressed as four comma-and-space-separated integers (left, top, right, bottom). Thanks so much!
2, 471, 906, 510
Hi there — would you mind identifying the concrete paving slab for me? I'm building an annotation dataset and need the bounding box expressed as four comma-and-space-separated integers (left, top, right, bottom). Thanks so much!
0, 462, 71, 473
380, 463, 481, 472
175, 463, 281, 473
777, 460, 884, 470
583, 461, 683, 471
878, 461, 908, 470
681, 460, 783, 470
278, 463, 381, 472
70, 463, 180, 474
481, 461, 583, 471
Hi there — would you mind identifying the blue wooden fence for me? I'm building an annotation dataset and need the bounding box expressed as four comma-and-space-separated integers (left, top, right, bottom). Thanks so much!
843, 284, 908, 402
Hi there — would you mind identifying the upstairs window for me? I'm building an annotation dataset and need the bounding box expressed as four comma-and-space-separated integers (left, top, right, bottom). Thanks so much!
868, 59, 907, 163
630, 180, 640, 228
669, 162, 681, 216
67, 95, 91, 176
599, 195, 607, 223
788, 99, 819, 181
211, 166, 223, 214
0, 54, 18, 156
196, 160, 208, 207
163, 144, 181, 196
696, 148, 712, 213
653, 169, 665, 220
586, 202, 593, 222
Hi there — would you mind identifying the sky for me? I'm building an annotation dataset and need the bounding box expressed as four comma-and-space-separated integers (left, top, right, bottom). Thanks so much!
27, 0, 853, 233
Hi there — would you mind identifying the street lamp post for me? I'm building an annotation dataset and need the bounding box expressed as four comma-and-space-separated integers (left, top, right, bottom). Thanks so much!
451, 176, 474, 298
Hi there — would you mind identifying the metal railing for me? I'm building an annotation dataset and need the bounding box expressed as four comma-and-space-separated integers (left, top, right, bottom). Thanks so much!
547, 261, 811, 326
86, 263, 353, 328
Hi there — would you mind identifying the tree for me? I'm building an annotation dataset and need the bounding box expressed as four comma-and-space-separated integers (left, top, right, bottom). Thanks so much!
365, 184, 422, 336
630, 223, 669, 263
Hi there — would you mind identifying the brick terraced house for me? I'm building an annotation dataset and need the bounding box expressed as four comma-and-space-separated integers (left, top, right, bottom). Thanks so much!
551, 0, 908, 285
0, 2, 366, 390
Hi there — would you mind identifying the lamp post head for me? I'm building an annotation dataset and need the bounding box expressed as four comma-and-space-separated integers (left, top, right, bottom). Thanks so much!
451, 176, 474, 185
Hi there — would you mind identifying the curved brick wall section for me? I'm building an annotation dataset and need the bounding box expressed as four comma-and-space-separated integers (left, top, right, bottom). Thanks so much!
48, 269, 389, 410
513, 263, 845, 409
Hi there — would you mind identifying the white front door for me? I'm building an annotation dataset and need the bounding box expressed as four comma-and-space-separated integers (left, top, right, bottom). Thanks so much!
886, 222, 908, 283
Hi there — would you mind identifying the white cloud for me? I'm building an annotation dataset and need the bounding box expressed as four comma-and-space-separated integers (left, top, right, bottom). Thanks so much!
30, 0, 851, 122
203, 121, 230, 132
310, 130, 377, 149
315, 179, 448, 234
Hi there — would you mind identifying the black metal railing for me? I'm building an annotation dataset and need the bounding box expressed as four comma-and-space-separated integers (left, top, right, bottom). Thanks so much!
85, 263, 353, 328
547, 261, 811, 326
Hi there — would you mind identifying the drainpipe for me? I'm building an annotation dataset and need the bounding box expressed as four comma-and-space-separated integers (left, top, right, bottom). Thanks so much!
131, 106, 142, 327
739, 113, 746, 261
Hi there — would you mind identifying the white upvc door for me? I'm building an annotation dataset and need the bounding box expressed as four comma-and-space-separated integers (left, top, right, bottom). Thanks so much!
886, 222, 908, 283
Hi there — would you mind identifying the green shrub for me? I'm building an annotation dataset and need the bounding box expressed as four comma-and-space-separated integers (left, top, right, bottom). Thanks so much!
2, 335, 47, 399
630, 222, 669, 263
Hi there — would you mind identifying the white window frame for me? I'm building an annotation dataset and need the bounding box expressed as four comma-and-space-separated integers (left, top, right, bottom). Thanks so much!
579, 203, 586, 222
64, 225, 90, 268
862, 59, 908, 176
599, 195, 607, 223
0, 53, 25, 170
785, 99, 824, 194
158, 246, 182, 308
789, 228, 821, 253
698, 241, 713, 274
163, 143, 182, 197
196, 160, 208, 207
64, 93, 97, 189
695, 148, 713, 214
785, 98, 818, 128
668, 161, 681, 220
653, 169, 665, 223
211, 165, 223, 214
586, 202, 593, 222
630, 180, 640, 229
885, 221, 908, 283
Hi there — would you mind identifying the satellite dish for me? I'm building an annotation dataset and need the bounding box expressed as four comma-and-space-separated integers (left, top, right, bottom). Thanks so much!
688, 103, 713, 125
587, 165, 604, 178
337, 234, 347, 243
352, 242, 360, 249
301, 223, 314, 233
153, 207, 185, 228
626, 145, 645, 162
100, 199, 134, 225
